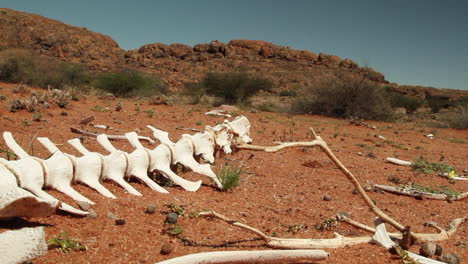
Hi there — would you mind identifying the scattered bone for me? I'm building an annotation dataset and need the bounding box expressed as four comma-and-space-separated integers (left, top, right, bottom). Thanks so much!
93, 124, 109, 130
0, 163, 58, 219
386, 157, 412, 166
373, 184, 468, 201
70, 127, 155, 144
2, 132, 88, 215
175, 127, 203, 132
205, 109, 231, 117
148, 126, 222, 188
372, 219, 445, 264
206, 124, 233, 154
426, 134, 434, 139
125, 132, 202, 192
0, 227, 48, 264
156, 249, 329, 264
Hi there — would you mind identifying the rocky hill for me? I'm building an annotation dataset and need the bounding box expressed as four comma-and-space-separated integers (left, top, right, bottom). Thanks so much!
1, 7, 466, 99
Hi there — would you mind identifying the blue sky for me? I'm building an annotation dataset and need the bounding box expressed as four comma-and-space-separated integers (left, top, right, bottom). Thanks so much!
1, 0, 467, 90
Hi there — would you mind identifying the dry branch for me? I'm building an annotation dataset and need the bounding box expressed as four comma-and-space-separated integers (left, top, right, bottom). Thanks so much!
70, 127, 155, 144
237, 128, 406, 232
175, 127, 203, 132
155, 249, 328, 264
373, 184, 468, 201
199, 211, 373, 249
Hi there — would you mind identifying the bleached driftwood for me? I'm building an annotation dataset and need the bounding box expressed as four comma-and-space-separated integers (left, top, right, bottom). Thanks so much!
0, 163, 58, 219
2, 132, 88, 216
125, 132, 202, 192
237, 128, 406, 232
386, 157, 412, 166
198, 211, 373, 249
0, 227, 48, 264
156, 249, 328, 264
338, 213, 466, 242
372, 219, 445, 264
70, 127, 155, 144
373, 184, 468, 201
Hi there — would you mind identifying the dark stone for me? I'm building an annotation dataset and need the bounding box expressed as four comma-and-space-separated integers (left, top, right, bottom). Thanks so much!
166, 212, 178, 224
115, 218, 126, 225
323, 195, 332, 201
160, 243, 172, 255
145, 204, 157, 214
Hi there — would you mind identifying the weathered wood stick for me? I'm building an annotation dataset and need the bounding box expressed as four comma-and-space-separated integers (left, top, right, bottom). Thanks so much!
70, 127, 155, 144
374, 184, 468, 201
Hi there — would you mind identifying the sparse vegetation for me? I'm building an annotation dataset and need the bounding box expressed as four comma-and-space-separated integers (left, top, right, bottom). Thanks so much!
407, 183, 460, 197
218, 164, 243, 191
390, 93, 423, 113
47, 232, 86, 253
315, 217, 338, 231
279, 89, 297, 97
95, 69, 167, 98
0, 49, 90, 89
292, 75, 395, 121
446, 137, 467, 144
165, 202, 186, 216
33, 112, 43, 122
169, 225, 184, 236
199, 72, 273, 104
411, 156, 454, 174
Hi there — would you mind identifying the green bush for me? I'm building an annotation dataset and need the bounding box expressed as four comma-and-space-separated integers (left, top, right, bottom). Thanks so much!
426, 95, 450, 113
450, 110, 468, 129
182, 82, 205, 104
0, 49, 89, 89
201, 72, 273, 104
293, 76, 395, 121
390, 93, 423, 113
95, 70, 167, 97
279, 89, 297, 97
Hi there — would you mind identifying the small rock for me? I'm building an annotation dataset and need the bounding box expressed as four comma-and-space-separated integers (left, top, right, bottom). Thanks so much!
146, 204, 157, 214
463, 168, 468, 173
115, 218, 126, 225
419, 243, 437, 257
166, 212, 178, 224
364, 185, 372, 192
77, 201, 91, 211
372, 199, 377, 205
357, 152, 362, 156
107, 212, 117, 220
439, 253, 461, 264
87, 209, 97, 219
160, 243, 172, 255
323, 195, 332, 201
352, 189, 359, 195
435, 244, 443, 256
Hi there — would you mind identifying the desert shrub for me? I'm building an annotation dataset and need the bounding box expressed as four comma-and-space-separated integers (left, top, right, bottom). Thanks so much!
0, 49, 90, 89
218, 164, 243, 191
201, 72, 273, 104
411, 156, 454, 174
390, 93, 423, 113
95, 70, 167, 97
450, 110, 468, 129
182, 82, 206, 104
426, 95, 450, 113
279, 89, 297, 97
293, 76, 395, 121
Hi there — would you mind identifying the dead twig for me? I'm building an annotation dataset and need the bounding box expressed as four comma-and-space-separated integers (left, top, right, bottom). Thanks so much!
70, 128, 154, 144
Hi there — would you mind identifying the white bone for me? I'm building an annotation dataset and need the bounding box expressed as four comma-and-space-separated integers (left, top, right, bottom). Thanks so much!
148, 126, 222, 188
38, 137, 116, 199
206, 124, 233, 154
34, 137, 94, 204
0, 227, 48, 264
386, 157, 412, 166
224, 115, 252, 145
205, 109, 232, 117
125, 132, 202, 192
185, 132, 215, 164
123, 132, 168, 193
156, 249, 329, 264
0, 163, 58, 219
2, 132, 88, 216
96, 135, 142, 196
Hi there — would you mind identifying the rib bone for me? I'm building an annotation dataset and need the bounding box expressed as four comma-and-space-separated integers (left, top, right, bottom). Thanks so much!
2, 132, 88, 215
38, 137, 115, 199
125, 132, 201, 192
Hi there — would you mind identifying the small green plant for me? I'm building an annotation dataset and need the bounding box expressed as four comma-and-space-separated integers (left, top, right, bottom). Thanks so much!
0, 94, 6, 101
144, 109, 155, 118
315, 218, 338, 231
388, 176, 405, 185
411, 156, 454, 174
169, 225, 184, 236
22, 119, 30, 126
32, 112, 43, 122
218, 164, 243, 191
47, 232, 86, 253
165, 202, 186, 216
91, 105, 110, 112
446, 137, 467, 144
284, 224, 306, 234
356, 143, 377, 150
196, 120, 202, 126
384, 140, 408, 150
407, 183, 460, 197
